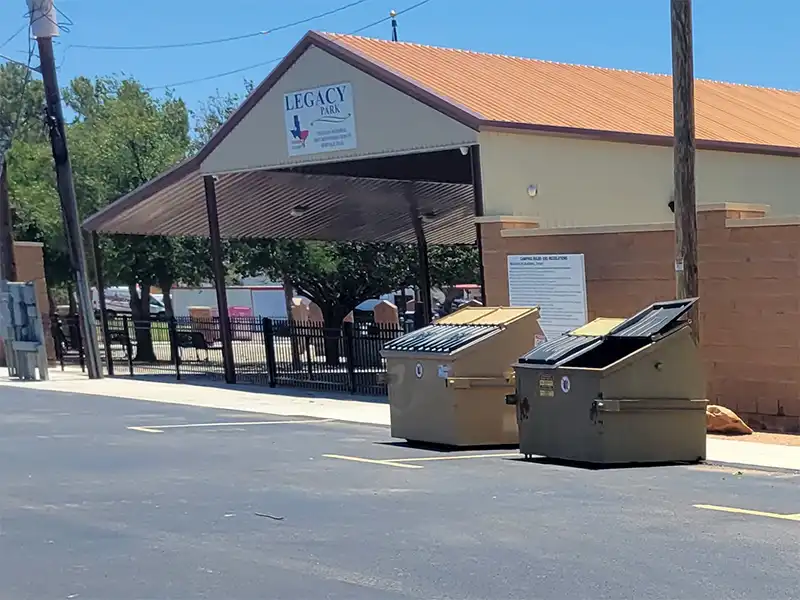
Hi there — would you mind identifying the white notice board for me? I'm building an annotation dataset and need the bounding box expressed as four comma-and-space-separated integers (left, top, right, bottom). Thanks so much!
507, 254, 588, 340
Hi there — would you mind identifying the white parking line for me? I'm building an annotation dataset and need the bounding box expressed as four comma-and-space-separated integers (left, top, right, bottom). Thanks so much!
128, 418, 333, 433
322, 454, 423, 469
391, 452, 519, 463
694, 504, 800, 522
322, 451, 519, 469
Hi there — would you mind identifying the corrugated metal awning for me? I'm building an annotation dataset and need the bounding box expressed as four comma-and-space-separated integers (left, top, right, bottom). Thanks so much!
83, 165, 476, 245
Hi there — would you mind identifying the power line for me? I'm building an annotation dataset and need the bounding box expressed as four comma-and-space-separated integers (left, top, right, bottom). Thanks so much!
145, 0, 433, 91
351, 0, 430, 34
0, 24, 28, 52
1, 25, 36, 156
70, 0, 372, 51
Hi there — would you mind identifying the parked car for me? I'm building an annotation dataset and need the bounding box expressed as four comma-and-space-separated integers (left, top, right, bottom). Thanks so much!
91, 286, 166, 319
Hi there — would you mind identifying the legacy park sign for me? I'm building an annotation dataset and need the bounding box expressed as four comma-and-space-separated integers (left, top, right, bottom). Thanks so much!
283, 82, 357, 157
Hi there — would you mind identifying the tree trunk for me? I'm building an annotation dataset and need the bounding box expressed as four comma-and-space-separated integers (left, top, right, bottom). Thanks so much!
46, 287, 57, 316
129, 282, 157, 362
321, 308, 348, 366
161, 280, 174, 319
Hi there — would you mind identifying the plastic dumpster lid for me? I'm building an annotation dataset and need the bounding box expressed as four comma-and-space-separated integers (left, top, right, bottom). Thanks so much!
518, 334, 603, 365
607, 298, 698, 338
435, 306, 539, 326
569, 317, 625, 337
382, 323, 500, 354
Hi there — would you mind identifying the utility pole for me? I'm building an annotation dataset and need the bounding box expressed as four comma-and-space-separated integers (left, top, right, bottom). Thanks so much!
29, 0, 102, 378
670, 0, 699, 344
0, 156, 17, 281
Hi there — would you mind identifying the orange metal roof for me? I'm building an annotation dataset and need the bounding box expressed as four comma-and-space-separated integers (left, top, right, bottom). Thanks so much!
322, 33, 800, 150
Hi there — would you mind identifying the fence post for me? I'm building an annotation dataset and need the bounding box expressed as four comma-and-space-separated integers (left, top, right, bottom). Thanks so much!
52, 316, 65, 371
168, 317, 181, 381
123, 315, 134, 376
263, 317, 277, 388
75, 316, 85, 373
343, 322, 356, 394
103, 317, 114, 377
305, 333, 314, 379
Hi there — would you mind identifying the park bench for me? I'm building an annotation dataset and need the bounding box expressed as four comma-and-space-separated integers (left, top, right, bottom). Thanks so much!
106, 328, 132, 358
174, 330, 210, 362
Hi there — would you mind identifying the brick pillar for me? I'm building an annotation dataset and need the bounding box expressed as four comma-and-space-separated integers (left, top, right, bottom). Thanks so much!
477, 216, 540, 306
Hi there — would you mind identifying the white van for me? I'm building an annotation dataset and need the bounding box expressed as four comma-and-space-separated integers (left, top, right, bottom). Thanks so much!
91, 286, 166, 318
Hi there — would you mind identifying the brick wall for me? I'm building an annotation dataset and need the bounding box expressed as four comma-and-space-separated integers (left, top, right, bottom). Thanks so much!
481, 207, 800, 433
0, 241, 55, 364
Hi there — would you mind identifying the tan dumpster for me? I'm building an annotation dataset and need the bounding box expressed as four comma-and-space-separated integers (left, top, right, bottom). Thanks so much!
381, 306, 544, 447
508, 299, 707, 465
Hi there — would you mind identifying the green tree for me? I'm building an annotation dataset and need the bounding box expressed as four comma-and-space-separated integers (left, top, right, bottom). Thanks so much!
428, 245, 481, 314
239, 239, 417, 363
0, 62, 45, 149
0, 61, 73, 306
64, 76, 195, 360
191, 80, 253, 149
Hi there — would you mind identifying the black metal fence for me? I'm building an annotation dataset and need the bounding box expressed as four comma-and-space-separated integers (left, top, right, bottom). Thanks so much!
51, 314, 407, 395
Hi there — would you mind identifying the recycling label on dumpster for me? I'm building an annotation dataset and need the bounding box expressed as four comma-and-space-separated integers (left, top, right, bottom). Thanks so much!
538, 374, 554, 397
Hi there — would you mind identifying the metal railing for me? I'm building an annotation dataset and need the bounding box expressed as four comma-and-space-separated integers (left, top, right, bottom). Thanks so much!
52, 314, 406, 395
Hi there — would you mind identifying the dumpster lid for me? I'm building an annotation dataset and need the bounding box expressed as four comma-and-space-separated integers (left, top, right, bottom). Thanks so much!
435, 306, 539, 326
607, 298, 698, 338
569, 318, 625, 337
518, 333, 603, 365
383, 323, 500, 354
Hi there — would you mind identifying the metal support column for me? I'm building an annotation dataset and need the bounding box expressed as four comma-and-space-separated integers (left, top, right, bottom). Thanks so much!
91, 232, 114, 375
405, 183, 433, 326
203, 175, 236, 384
469, 145, 487, 305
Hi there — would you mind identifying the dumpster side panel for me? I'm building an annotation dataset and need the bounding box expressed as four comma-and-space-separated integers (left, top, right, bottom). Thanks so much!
599, 401, 707, 463
603, 327, 706, 400
516, 366, 603, 461
387, 355, 458, 445
454, 387, 519, 446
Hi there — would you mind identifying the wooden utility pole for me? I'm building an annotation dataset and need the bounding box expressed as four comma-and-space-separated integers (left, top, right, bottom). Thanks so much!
30, 0, 102, 378
0, 156, 17, 281
671, 0, 699, 343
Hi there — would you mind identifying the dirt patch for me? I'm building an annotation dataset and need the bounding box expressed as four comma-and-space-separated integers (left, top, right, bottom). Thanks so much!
709, 432, 800, 447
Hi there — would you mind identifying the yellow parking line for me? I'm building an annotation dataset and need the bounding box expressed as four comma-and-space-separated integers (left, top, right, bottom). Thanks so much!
694, 504, 800, 521
322, 454, 423, 469
127, 426, 164, 434
391, 452, 520, 463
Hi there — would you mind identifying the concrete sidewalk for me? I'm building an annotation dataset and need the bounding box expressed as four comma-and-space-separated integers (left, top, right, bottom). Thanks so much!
1, 370, 798, 471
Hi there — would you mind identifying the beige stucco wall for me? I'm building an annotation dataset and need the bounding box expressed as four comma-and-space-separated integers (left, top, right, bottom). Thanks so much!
478, 129, 800, 227
201, 45, 478, 174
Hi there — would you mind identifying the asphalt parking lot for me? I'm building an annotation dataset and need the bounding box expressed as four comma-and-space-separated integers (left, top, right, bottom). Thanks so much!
1, 388, 799, 599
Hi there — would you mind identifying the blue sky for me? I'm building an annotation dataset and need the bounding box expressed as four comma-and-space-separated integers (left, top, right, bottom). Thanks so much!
2, 0, 799, 109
